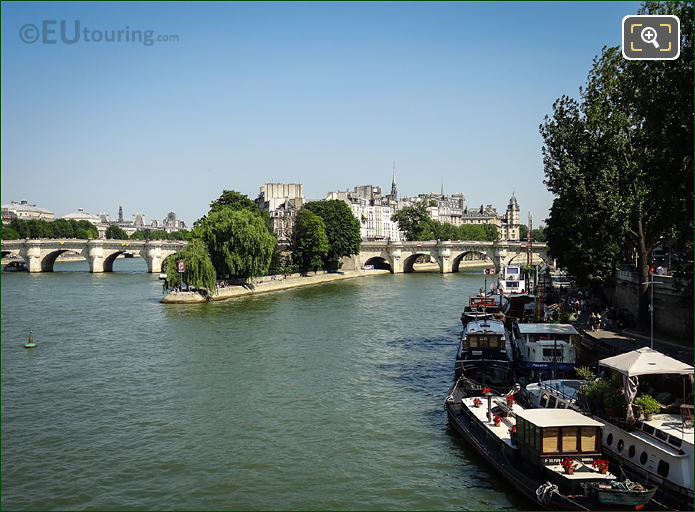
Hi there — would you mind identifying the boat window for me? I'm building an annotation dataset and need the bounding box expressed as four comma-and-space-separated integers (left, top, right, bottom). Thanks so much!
548, 396, 557, 408
531, 424, 538, 451
540, 394, 548, 408
527, 348, 530, 357
657, 460, 669, 477
642, 424, 655, 435
655, 429, 668, 441
606, 433, 613, 446
668, 436, 682, 448
617, 439, 624, 452
640, 451, 648, 465
562, 427, 578, 452
479, 336, 488, 348
541, 427, 559, 454
628, 445, 636, 458
580, 427, 598, 452
469, 336, 478, 348
542, 348, 562, 358
557, 401, 566, 409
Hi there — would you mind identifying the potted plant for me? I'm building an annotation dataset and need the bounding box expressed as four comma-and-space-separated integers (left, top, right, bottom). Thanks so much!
508, 425, 517, 440
482, 386, 493, 396
592, 458, 609, 474
493, 414, 502, 427
473, 397, 483, 408
561, 457, 578, 475
505, 395, 515, 408
634, 394, 660, 420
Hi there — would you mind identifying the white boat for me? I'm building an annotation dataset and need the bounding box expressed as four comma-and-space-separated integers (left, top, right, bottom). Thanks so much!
511, 323, 579, 376
497, 265, 527, 295
520, 348, 694, 510
444, 380, 657, 509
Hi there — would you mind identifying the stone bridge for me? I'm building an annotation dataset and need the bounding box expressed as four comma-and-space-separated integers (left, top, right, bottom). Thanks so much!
0, 239, 188, 273
343, 240, 551, 274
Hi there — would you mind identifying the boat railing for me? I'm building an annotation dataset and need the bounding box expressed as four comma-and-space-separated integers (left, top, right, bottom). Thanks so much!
538, 381, 576, 401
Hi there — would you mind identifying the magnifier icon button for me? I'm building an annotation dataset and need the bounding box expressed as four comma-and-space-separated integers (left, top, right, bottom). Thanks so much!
641, 26, 660, 48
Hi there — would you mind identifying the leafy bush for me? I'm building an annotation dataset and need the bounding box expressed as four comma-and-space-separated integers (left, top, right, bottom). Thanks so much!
634, 394, 661, 415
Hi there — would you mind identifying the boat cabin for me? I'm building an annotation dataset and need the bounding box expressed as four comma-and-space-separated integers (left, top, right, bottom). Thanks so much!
461, 295, 504, 327
514, 409, 612, 488
461, 319, 511, 361
498, 265, 526, 295
512, 323, 578, 373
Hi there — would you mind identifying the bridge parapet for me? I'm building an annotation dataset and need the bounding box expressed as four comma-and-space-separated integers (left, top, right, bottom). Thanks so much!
0, 239, 187, 273
351, 239, 550, 274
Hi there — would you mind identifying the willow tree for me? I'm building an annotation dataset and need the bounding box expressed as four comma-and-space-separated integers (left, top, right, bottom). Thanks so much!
163, 238, 217, 295
197, 208, 276, 280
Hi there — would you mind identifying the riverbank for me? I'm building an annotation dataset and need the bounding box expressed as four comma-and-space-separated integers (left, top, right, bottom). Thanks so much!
161, 269, 392, 303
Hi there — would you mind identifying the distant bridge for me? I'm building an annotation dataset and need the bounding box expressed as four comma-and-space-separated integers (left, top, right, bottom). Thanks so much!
344, 240, 551, 274
0, 239, 188, 273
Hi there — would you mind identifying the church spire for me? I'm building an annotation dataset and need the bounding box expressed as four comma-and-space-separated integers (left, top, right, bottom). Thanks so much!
391, 161, 397, 199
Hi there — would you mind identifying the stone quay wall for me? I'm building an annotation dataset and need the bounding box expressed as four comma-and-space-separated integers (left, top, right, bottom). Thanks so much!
605, 270, 692, 339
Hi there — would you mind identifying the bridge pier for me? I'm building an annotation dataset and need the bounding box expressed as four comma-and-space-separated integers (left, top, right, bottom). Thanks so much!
84, 244, 105, 273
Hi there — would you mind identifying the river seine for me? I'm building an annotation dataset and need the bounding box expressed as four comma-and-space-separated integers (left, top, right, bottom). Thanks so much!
1, 259, 527, 510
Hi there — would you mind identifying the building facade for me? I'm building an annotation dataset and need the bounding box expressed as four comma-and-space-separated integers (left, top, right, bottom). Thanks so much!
255, 183, 305, 243
2, 200, 55, 223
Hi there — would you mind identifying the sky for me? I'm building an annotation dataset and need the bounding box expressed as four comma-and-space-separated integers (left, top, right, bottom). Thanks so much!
1, 1, 643, 227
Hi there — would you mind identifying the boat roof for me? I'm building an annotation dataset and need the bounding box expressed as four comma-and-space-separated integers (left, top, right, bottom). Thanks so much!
517, 324, 578, 335
515, 408, 604, 428
466, 319, 506, 335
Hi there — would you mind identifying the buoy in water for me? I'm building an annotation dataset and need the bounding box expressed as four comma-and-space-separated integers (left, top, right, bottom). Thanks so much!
24, 330, 36, 348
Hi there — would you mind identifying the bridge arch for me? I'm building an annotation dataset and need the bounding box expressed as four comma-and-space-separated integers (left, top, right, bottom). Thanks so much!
451, 251, 494, 272
403, 253, 442, 273
505, 251, 553, 268
40, 249, 71, 272
363, 256, 392, 272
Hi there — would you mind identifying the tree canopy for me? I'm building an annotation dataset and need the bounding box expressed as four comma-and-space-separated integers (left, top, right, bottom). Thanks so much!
290, 208, 329, 273
105, 225, 129, 239
391, 203, 498, 241
540, 1, 693, 322
304, 200, 361, 270
196, 208, 276, 280
162, 238, 217, 294
5, 218, 98, 239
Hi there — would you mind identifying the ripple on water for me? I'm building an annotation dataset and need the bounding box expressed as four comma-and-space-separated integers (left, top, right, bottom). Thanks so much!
2, 264, 528, 510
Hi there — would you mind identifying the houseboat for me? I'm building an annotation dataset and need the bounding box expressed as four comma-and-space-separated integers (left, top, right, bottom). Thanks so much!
460, 295, 504, 328
518, 348, 694, 510
455, 317, 512, 388
497, 265, 527, 295
511, 323, 578, 377
445, 379, 656, 509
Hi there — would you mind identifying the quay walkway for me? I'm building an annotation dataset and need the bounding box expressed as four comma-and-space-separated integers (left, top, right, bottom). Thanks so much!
571, 311, 693, 365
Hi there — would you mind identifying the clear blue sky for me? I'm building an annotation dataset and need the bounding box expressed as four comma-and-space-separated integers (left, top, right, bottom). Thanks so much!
1, 1, 641, 227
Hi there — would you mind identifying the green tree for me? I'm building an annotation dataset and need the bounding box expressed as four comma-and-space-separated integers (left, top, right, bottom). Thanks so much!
482, 223, 499, 241
540, 1, 693, 324
209, 189, 258, 214
519, 224, 528, 241
1, 226, 19, 239
76, 220, 98, 239
105, 225, 129, 239
290, 208, 329, 273
130, 230, 145, 240
304, 200, 361, 270
162, 238, 217, 295
197, 208, 276, 280
531, 226, 546, 243
391, 203, 435, 241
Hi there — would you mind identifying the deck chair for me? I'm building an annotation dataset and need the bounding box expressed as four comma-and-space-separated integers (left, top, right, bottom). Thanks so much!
680, 404, 694, 428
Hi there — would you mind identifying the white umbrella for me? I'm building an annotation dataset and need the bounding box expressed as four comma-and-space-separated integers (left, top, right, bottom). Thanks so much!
598, 348, 693, 422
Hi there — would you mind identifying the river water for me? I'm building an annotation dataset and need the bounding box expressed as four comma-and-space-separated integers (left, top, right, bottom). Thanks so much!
1, 259, 528, 510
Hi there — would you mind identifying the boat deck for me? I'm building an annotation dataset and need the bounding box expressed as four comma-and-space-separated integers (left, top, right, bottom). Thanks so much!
461, 396, 520, 448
